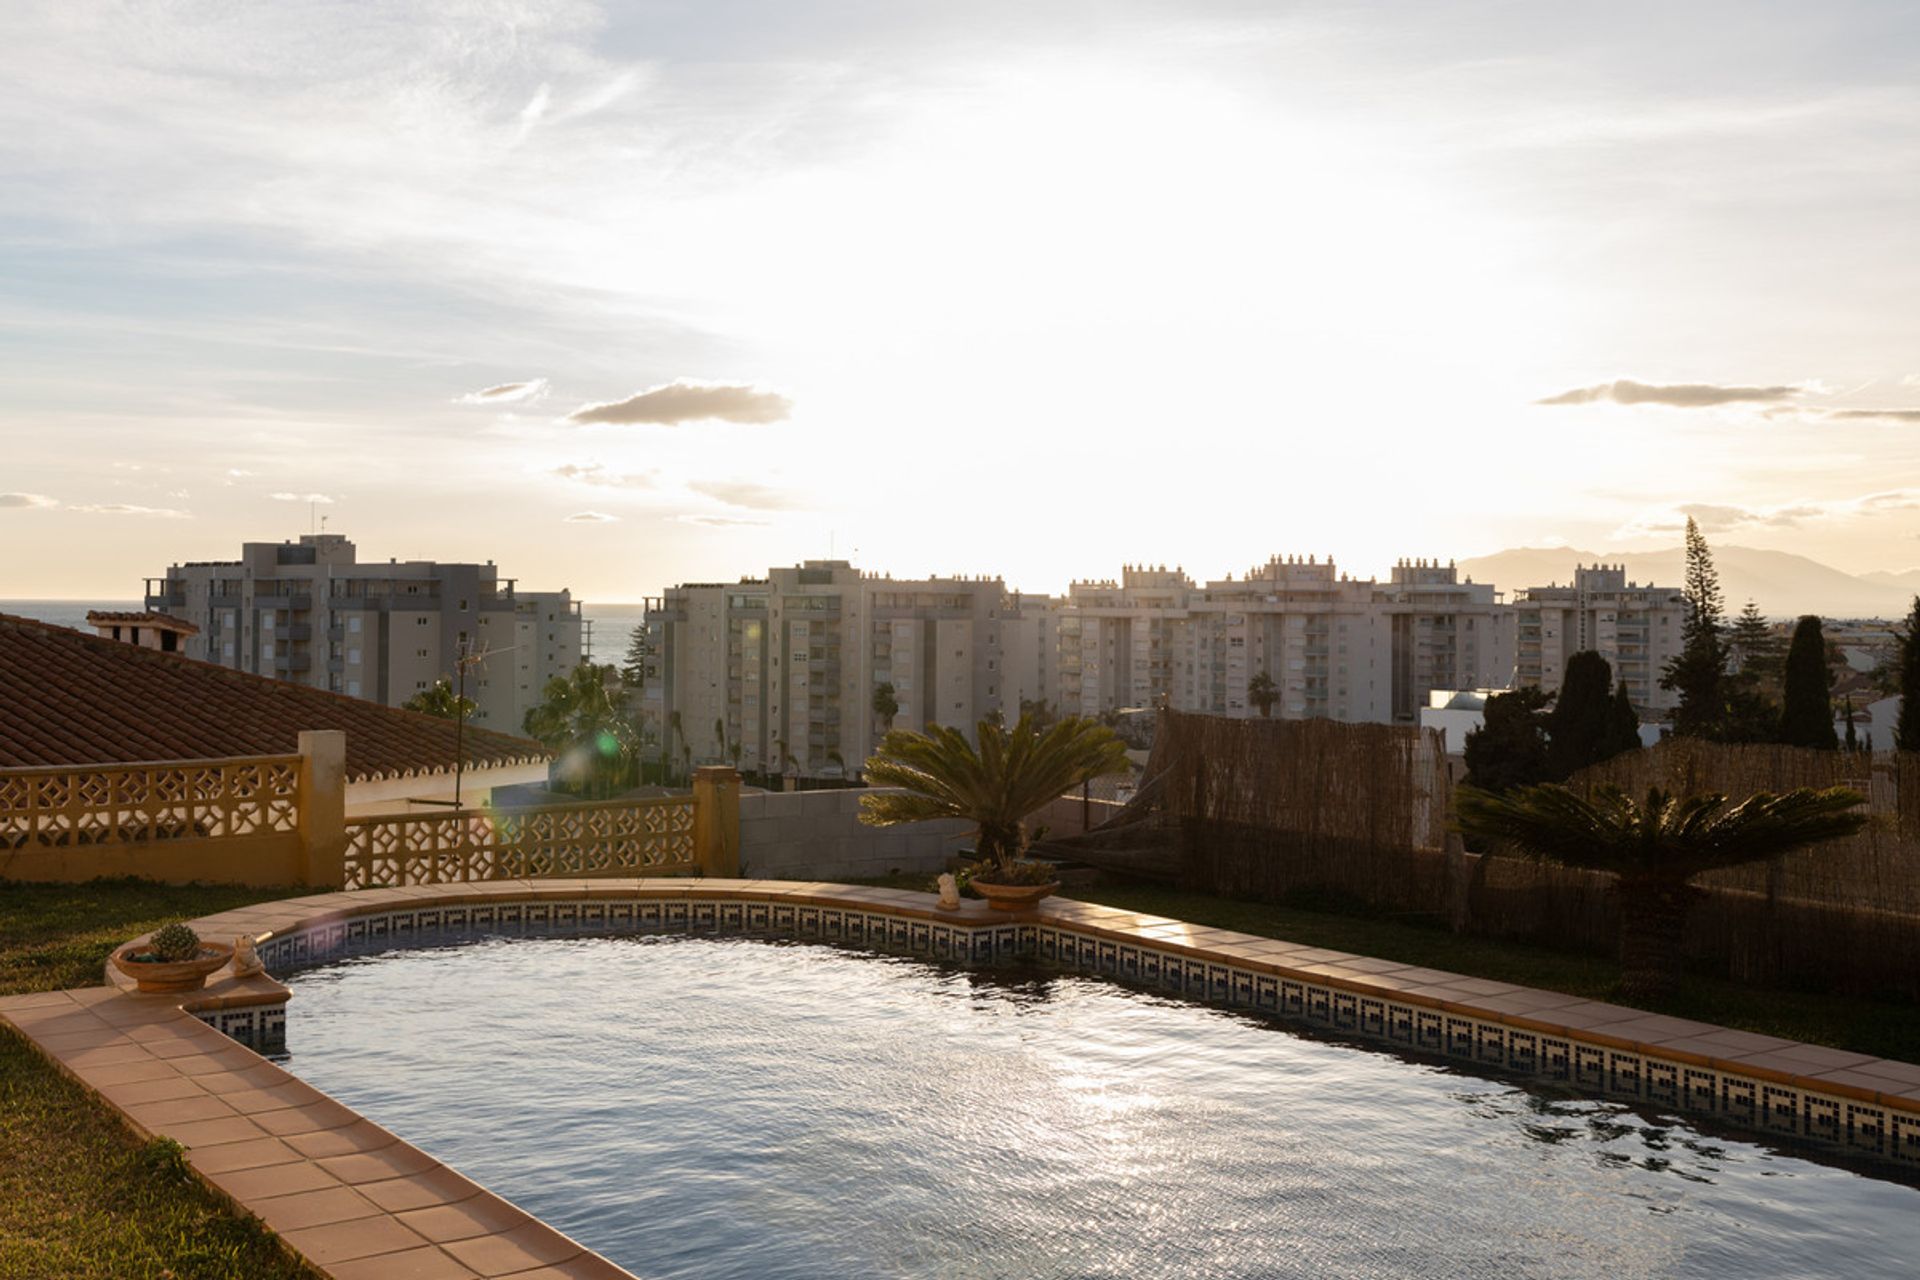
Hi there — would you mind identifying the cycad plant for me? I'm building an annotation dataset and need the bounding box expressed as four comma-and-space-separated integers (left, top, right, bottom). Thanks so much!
1455, 783, 1867, 999
861, 713, 1127, 884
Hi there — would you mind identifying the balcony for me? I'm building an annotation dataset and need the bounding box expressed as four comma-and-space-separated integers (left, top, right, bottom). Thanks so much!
274, 651, 312, 674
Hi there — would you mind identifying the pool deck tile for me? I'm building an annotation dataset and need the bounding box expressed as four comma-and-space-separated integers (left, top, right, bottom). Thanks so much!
8, 875, 1920, 1280
440, 1220, 585, 1276
396, 1192, 534, 1243
251, 1183, 387, 1232
325, 1246, 483, 1280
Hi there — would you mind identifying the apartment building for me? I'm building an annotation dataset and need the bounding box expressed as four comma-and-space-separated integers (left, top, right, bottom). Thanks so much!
1053, 558, 1514, 724
144, 534, 581, 730
647, 561, 1019, 774
1511, 564, 1685, 712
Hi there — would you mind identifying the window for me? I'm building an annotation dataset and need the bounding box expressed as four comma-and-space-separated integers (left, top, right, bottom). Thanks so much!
348, 648, 361, 664
416, 648, 429, 658
416, 616, 429, 627
459, 599, 468, 611
347, 679, 361, 697
348, 616, 361, 633
415, 680, 428, 690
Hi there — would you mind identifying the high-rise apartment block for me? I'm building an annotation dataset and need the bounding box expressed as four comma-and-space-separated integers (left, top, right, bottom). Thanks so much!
1511, 564, 1686, 712
145, 534, 581, 730
646, 554, 1541, 773
646, 561, 1016, 774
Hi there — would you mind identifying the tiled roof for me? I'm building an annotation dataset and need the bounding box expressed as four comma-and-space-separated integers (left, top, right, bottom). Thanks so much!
85, 610, 200, 633
0, 614, 549, 782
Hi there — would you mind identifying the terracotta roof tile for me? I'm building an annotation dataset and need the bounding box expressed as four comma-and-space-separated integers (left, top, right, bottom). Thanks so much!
0, 614, 549, 783
85, 611, 199, 632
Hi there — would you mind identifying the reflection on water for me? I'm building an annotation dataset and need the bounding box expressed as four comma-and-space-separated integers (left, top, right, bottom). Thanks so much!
281, 936, 1920, 1280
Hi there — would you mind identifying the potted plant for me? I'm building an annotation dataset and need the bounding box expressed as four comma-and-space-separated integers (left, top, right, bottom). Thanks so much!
111, 923, 234, 994
860, 712, 1127, 911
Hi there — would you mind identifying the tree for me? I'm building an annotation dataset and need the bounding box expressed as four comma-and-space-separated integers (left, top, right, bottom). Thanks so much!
1601, 682, 1643, 760
860, 713, 1127, 883
1661, 517, 1728, 739
1778, 615, 1838, 749
1456, 782, 1866, 999
1843, 697, 1859, 753
1545, 651, 1614, 778
403, 679, 475, 722
1247, 671, 1280, 719
524, 663, 639, 798
1019, 697, 1060, 732
620, 625, 650, 688
1898, 597, 1920, 753
1463, 687, 1552, 792
872, 682, 899, 731
1728, 600, 1784, 695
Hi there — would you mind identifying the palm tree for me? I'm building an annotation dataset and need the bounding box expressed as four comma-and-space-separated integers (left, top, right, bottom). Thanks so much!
872, 682, 899, 732
523, 663, 638, 799
403, 678, 475, 721
860, 713, 1127, 883
1246, 671, 1279, 719
1455, 783, 1867, 1000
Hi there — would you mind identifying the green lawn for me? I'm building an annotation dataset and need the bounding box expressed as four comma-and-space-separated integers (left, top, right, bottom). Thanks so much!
0, 878, 316, 1280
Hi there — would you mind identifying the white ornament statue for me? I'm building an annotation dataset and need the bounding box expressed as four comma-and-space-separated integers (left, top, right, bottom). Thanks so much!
231, 935, 265, 978
936, 873, 961, 910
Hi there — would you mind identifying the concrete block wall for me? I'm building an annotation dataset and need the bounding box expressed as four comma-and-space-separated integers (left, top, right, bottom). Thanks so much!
738, 787, 972, 881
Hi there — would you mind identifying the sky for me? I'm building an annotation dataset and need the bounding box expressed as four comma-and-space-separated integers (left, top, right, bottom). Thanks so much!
3, 0, 1920, 601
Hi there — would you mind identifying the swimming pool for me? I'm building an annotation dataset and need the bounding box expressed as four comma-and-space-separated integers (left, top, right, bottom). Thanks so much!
279, 933, 1920, 1279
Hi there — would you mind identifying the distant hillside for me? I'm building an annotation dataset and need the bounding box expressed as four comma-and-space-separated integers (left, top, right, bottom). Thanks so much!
1457, 546, 1911, 619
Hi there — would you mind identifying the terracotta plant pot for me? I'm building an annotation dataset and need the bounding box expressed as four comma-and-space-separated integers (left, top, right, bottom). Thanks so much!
970, 879, 1062, 911
111, 942, 234, 994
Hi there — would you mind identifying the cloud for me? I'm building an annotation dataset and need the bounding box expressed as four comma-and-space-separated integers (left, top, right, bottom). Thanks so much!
689, 480, 800, 510
271, 492, 335, 503
564, 510, 619, 523
568, 380, 792, 426
459, 378, 549, 405
0, 492, 57, 509
552, 462, 656, 488
1615, 491, 1920, 537
68, 503, 190, 518
1828, 408, 1920, 423
675, 514, 770, 527
1537, 379, 1800, 408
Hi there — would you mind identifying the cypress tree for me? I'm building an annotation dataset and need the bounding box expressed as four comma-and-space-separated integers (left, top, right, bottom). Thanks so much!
1463, 687, 1551, 792
1843, 697, 1858, 752
1778, 615, 1838, 749
1661, 517, 1728, 739
1898, 596, 1920, 753
1602, 682, 1643, 759
1546, 650, 1614, 779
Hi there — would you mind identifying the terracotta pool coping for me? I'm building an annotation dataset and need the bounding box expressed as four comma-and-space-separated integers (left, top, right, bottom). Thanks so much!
5, 877, 1918, 1279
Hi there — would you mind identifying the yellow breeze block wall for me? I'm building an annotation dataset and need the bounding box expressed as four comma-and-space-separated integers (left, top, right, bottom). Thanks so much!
0, 732, 346, 887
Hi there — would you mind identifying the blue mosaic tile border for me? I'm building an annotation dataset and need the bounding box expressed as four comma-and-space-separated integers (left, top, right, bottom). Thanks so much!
239, 898, 1919, 1171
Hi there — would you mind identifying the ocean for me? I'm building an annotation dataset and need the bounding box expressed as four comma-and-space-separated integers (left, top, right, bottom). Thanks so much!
0, 600, 648, 667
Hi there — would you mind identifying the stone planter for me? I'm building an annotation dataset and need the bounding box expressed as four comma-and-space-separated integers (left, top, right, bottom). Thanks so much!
970, 879, 1062, 912
112, 942, 234, 994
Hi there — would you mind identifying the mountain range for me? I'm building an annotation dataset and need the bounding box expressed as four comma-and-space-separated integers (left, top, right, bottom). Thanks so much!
1455, 546, 1920, 620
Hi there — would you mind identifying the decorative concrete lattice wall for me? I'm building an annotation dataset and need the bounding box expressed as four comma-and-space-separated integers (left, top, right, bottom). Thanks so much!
343, 796, 700, 889
0, 755, 302, 848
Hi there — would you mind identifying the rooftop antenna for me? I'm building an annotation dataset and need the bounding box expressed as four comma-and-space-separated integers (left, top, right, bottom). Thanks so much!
413, 639, 520, 809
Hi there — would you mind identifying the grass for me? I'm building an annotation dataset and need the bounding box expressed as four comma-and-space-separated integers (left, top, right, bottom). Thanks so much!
0, 878, 316, 1280
858, 871, 1920, 1064
0, 879, 304, 998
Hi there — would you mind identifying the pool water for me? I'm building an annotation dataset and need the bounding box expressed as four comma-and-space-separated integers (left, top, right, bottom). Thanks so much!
280, 935, 1920, 1279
